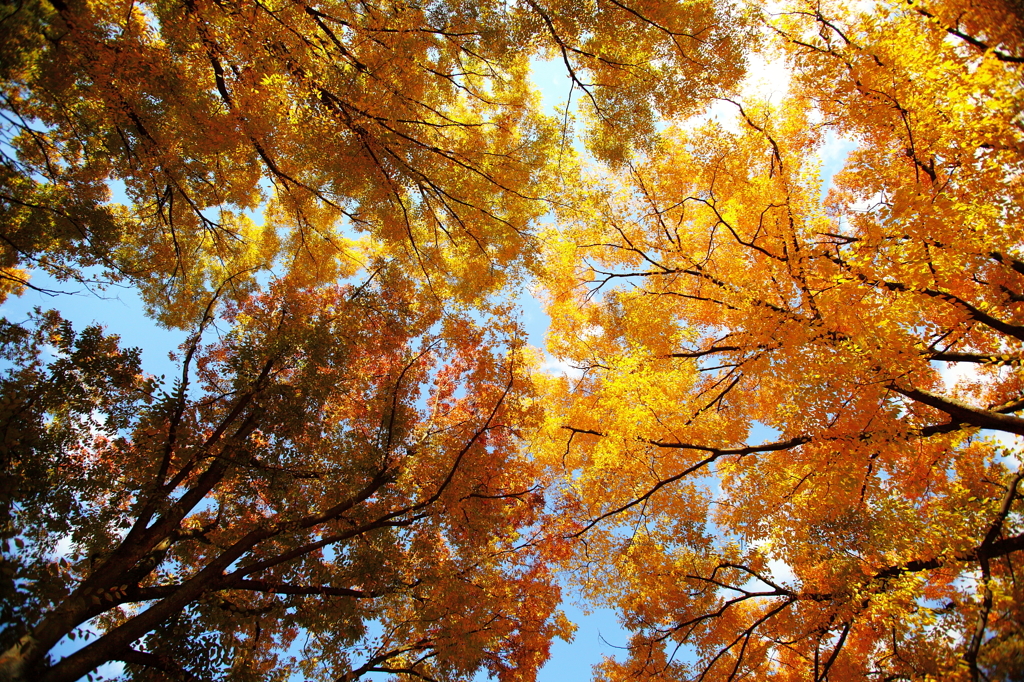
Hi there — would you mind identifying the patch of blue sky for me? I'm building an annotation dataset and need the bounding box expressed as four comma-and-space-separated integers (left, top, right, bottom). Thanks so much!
818, 130, 859, 198
534, 600, 629, 682
0, 268, 187, 383
529, 56, 586, 169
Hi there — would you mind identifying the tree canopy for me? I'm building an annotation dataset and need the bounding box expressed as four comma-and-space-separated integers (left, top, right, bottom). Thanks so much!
1, 0, 1022, 681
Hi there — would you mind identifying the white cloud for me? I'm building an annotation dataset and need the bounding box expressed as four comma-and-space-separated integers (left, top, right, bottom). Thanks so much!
936, 359, 978, 393
541, 355, 585, 379
740, 52, 791, 103
766, 557, 796, 584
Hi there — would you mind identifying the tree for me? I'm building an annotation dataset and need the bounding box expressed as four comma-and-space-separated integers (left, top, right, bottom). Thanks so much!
0, 1, 754, 680
0, 0, 749, 326
537, 0, 1024, 679
0, 267, 569, 682
10, 0, 1024, 680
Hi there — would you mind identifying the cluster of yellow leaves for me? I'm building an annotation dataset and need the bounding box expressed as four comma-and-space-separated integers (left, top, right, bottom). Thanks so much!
536, 0, 1024, 679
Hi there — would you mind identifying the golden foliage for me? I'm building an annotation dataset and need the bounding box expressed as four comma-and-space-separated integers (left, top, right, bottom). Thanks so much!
2, 0, 1023, 680
538, 0, 1024, 679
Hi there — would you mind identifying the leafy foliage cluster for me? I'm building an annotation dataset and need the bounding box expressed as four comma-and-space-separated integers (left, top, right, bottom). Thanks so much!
0, 0, 1022, 681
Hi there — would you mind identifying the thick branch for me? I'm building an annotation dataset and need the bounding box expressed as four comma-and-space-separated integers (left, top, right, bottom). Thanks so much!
229, 580, 377, 599
892, 386, 1024, 436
